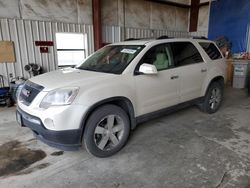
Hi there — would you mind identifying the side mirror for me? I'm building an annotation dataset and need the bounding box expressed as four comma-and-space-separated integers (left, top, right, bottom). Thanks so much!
139, 63, 158, 75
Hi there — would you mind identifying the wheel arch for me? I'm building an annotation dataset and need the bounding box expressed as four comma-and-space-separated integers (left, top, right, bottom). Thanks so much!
80, 97, 136, 141
204, 76, 225, 95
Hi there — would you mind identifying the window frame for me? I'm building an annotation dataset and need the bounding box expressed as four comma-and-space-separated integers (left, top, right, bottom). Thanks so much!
199, 42, 223, 60
134, 43, 176, 75
77, 45, 145, 74
169, 41, 204, 68
56, 33, 87, 67
134, 41, 205, 75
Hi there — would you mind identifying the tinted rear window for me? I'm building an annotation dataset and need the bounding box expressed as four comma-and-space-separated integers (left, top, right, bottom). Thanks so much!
170, 42, 203, 67
199, 42, 222, 60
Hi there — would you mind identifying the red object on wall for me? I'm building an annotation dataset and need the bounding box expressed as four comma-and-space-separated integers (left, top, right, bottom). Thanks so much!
35, 41, 54, 46
40, 47, 49, 53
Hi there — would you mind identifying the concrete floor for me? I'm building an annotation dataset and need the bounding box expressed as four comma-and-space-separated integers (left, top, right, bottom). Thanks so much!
0, 87, 250, 188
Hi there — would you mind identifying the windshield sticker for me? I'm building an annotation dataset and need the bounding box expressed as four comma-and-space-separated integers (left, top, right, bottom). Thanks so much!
121, 49, 137, 54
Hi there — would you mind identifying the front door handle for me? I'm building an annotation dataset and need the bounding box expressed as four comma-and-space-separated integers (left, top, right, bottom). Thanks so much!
201, 68, 207, 73
171, 75, 179, 79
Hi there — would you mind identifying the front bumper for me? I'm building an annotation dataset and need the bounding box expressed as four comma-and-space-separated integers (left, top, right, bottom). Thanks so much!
16, 107, 82, 150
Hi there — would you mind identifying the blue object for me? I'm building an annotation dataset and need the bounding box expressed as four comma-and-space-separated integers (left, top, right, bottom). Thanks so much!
0, 75, 13, 106
208, 0, 250, 53
0, 87, 9, 96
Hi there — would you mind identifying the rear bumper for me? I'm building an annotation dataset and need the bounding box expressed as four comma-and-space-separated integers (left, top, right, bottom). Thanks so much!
16, 107, 82, 151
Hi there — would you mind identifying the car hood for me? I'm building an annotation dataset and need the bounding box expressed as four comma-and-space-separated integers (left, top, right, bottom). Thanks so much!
29, 68, 116, 91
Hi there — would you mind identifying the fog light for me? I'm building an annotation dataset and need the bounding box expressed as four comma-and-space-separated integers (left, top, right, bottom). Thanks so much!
44, 118, 54, 129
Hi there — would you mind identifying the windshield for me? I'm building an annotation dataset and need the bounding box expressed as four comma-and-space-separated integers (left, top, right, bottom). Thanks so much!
76, 45, 144, 74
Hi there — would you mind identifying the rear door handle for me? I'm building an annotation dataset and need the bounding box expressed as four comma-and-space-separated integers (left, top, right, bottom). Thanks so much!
171, 75, 179, 79
201, 69, 207, 73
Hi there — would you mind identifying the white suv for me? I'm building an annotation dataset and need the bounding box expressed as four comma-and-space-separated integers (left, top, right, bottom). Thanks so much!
17, 38, 226, 157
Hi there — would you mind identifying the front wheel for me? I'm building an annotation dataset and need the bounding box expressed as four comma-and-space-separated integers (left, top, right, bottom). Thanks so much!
83, 105, 130, 157
199, 81, 223, 114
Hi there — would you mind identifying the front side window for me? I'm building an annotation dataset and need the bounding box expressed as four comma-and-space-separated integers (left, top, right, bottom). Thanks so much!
138, 44, 174, 71
77, 45, 144, 74
170, 42, 203, 67
199, 42, 222, 60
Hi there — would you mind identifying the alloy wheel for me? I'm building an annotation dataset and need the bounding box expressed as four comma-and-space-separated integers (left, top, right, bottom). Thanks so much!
209, 87, 221, 110
94, 115, 125, 151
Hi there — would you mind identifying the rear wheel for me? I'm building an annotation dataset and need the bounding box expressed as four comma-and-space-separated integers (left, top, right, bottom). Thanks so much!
83, 105, 130, 157
199, 81, 223, 114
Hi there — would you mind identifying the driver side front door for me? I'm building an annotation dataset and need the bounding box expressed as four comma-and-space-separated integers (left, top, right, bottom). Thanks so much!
134, 43, 180, 117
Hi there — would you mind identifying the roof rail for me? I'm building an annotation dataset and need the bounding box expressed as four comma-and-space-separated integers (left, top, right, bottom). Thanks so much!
124, 38, 137, 41
157, 35, 170, 39
124, 38, 154, 41
192, 36, 208, 40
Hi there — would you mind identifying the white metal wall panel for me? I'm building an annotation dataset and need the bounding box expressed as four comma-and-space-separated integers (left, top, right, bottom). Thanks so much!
0, 18, 94, 86
190, 31, 208, 37
102, 26, 193, 44
102, 25, 121, 44
125, 27, 193, 39
125, 27, 153, 39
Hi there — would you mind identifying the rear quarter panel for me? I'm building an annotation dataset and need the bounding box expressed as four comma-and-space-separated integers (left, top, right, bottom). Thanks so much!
201, 58, 226, 96
193, 40, 226, 96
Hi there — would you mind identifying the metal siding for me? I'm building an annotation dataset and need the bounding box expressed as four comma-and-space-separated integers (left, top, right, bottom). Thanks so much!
102, 25, 121, 43
190, 31, 208, 37
102, 26, 194, 44
0, 18, 94, 86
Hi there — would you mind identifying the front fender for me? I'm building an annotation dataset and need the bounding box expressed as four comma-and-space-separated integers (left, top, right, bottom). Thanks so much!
75, 76, 137, 114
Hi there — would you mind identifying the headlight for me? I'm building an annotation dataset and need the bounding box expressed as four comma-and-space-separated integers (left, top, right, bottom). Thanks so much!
40, 87, 79, 109
16, 84, 25, 102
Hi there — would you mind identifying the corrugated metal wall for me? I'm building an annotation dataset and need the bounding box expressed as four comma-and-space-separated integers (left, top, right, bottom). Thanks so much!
0, 18, 94, 86
102, 26, 192, 43
102, 25, 121, 43
125, 27, 192, 39
190, 31, 208, 37
102, 25, 208, 44
124, 28, 208, 39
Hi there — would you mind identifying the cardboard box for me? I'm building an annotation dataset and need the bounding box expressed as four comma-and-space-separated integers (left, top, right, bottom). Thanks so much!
0, 41, 16, 63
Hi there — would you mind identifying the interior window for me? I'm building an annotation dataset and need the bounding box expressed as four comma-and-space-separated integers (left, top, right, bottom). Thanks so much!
199, 42, 222, 60
139, 44, 173, 71
170, 42, 203, 67
56, 33, 86, 67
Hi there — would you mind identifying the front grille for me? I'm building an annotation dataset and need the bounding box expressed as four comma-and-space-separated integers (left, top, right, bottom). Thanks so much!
19, 81, 44, 106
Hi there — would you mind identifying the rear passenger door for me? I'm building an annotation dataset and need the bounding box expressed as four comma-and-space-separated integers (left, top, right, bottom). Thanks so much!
170, 42, 207, 102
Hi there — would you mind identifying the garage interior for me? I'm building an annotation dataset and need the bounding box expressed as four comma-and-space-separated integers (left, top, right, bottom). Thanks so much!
0, 0, 250, 187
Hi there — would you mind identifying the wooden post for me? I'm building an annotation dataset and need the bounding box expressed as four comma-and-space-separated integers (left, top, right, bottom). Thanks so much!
189, 0, 200, 32
92, 0, 102, 51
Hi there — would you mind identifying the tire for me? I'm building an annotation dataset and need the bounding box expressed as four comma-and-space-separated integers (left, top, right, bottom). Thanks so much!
199, 81, 223, 114
83, 104, 130, 157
